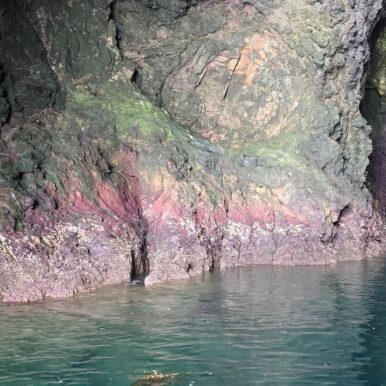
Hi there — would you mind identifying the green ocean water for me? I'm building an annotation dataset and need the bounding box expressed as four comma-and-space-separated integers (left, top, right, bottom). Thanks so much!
0, 259, 386, 385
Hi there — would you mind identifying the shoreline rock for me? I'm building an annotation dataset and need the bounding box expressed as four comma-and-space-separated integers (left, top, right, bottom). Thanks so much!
0, 0, 385, 302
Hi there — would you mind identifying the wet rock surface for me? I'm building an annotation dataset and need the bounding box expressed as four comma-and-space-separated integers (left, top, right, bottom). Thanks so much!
0, 0, 384, 302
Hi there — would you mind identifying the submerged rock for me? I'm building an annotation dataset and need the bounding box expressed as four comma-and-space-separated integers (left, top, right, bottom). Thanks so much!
0, 0, 385, 302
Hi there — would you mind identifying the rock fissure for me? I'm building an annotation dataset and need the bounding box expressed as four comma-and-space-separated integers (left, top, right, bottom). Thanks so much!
222, 49, 243, 101
108, 0, 123, 61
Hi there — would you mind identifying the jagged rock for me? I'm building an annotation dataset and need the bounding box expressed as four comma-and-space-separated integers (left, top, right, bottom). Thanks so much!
0, 0, 384, 302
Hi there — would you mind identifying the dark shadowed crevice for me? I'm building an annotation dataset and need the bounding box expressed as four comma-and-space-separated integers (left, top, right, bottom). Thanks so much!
108, 0, 123, 60
0, 65, 11, 124
130, 191, 150, 282
362, 17, 386, 218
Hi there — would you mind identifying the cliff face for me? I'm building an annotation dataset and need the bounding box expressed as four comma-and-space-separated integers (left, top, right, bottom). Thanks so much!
0, 0, 384, 302
363, 17, 386, 219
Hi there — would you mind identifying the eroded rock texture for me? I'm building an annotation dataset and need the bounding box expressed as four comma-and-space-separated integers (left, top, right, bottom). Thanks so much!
0, 0, 384, 302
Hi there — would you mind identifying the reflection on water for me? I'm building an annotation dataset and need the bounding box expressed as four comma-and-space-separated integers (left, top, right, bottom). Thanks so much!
0, 258, 386, 385
354, 260, 386, 385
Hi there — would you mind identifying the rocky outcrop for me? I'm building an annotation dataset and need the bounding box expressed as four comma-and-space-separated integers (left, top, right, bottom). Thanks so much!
0, 0, 384, 302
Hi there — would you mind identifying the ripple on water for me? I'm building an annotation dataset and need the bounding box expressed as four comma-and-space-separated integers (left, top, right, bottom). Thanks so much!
0, 259, 386, 385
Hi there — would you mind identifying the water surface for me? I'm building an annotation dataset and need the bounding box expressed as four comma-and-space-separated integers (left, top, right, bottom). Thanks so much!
1, 259, 386, 385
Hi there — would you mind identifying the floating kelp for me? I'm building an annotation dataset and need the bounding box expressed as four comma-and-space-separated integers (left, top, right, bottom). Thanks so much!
131, 370, 181, 386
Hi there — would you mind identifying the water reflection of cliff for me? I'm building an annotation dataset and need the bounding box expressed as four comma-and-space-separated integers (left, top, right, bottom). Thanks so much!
353, 258, 386, 385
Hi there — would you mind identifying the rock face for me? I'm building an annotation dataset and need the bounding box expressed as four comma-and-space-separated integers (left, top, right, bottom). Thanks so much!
363, 17, 386, 219
0, 0, 385, 302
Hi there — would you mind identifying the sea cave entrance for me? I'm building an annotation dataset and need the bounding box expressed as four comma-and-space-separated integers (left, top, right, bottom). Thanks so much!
362, 16, 386, 218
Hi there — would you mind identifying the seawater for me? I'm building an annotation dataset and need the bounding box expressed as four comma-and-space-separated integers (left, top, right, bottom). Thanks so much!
0, 259, 386, 385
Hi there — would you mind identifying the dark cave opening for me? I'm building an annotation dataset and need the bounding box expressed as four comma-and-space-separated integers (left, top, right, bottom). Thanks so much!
361, 17, 386, 218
